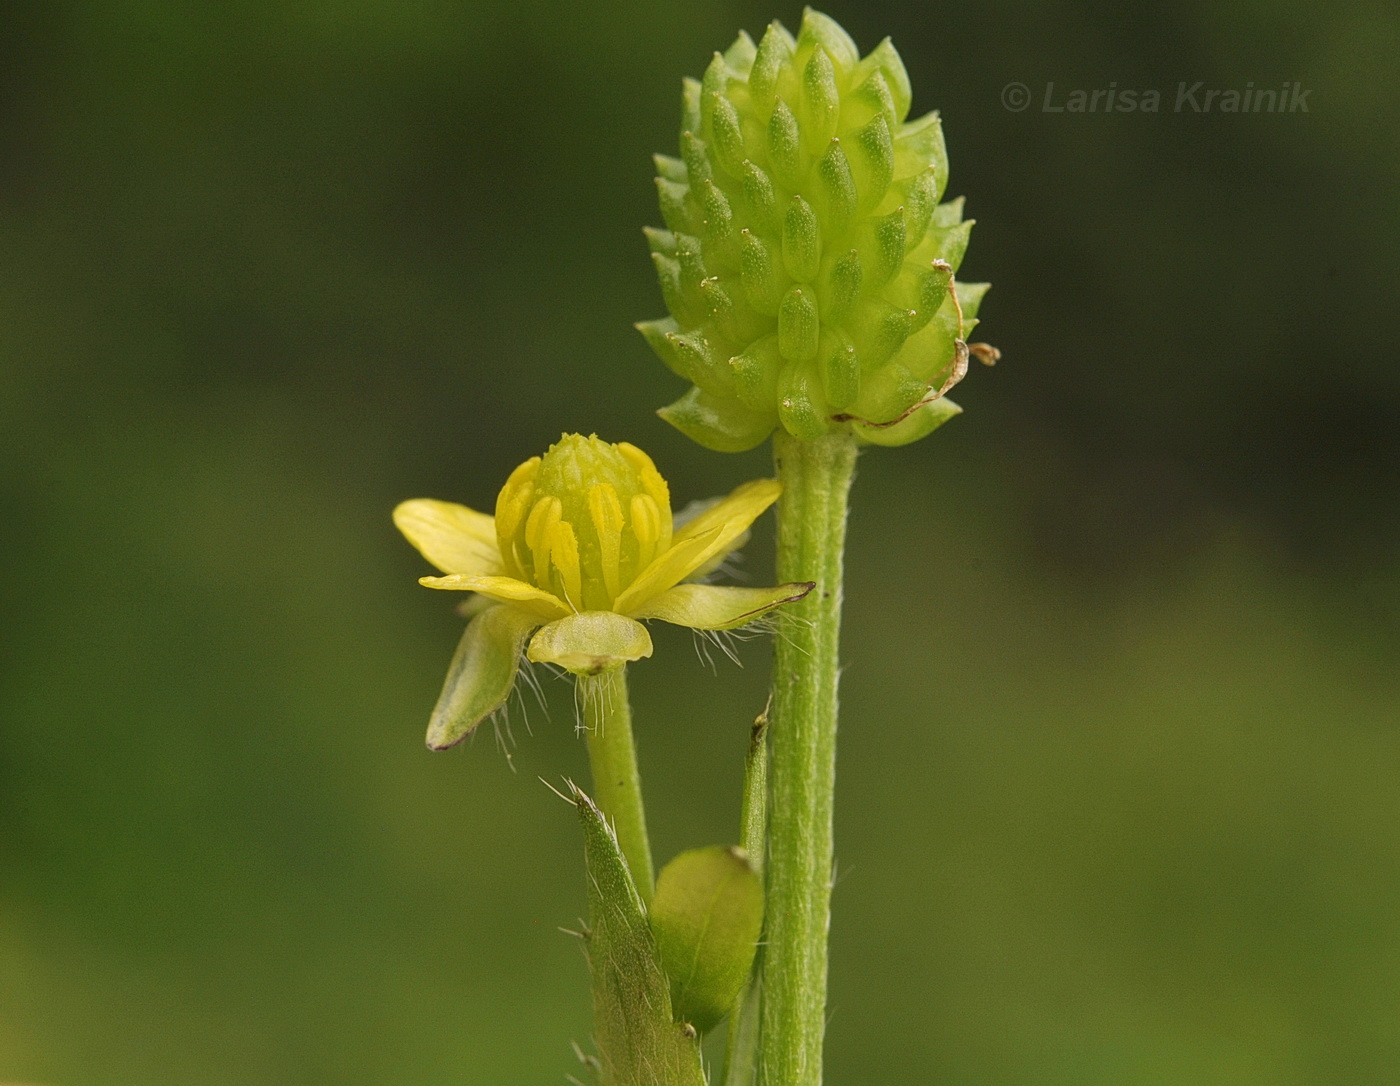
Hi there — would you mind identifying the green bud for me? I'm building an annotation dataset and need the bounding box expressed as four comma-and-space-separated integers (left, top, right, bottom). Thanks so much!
641, 9, 990, 449
650, 846, 765, 1035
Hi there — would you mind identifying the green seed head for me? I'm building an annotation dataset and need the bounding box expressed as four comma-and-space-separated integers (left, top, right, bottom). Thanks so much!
640, 9, 990, 451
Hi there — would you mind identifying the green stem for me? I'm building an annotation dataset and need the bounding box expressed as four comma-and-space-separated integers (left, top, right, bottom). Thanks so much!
722, 706, 771, 1086
759, 430, 857, 1086
579, 666, 655, 904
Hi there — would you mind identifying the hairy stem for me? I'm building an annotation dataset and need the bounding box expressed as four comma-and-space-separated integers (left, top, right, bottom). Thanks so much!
723, 707, 771, 1086
579, 666, 655, 904
759, 429, 857, 1086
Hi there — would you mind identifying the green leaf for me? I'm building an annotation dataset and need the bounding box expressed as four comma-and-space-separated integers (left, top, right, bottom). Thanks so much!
425, 604, 539, 750
573, 784, 707, 1086
651, 845, 765, 1034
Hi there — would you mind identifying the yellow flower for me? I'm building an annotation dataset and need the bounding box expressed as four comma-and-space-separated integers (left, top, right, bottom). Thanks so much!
395, 434, 812, 749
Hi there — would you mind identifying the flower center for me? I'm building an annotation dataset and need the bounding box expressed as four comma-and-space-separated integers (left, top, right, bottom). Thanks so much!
494, 435, 674, 611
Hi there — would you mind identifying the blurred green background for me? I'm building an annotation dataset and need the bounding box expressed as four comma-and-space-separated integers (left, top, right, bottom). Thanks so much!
2, 1, 1398, 1083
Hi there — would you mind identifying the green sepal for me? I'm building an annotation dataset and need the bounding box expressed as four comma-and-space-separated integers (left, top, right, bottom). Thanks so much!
573, 784, 707, 1086
425, 604, 540, 751
650, 846, 765, 1035
527, 612, 653, 675
658, 385, 775, 453
853, 395, 962, 447
629, 582, 814, 630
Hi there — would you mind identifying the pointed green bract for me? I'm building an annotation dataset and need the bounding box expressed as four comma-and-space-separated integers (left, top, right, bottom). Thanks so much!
425, 604, 540, 750
573, 785, 707, 1086
650, 845, 765, 1035
642, 9, 989, 447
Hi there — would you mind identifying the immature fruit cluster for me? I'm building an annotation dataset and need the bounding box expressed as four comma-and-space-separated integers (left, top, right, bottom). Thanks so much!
640, 9, 989, 451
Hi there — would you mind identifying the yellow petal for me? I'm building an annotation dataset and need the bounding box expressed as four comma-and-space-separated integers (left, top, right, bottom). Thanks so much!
670, 478, 781, 551
394, 499, 502, 576
612, 479, 783, 615
628, 582, 814, 630
526, 611, 654, 675
611, 525, 727, 616
419, 573, 571, 621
